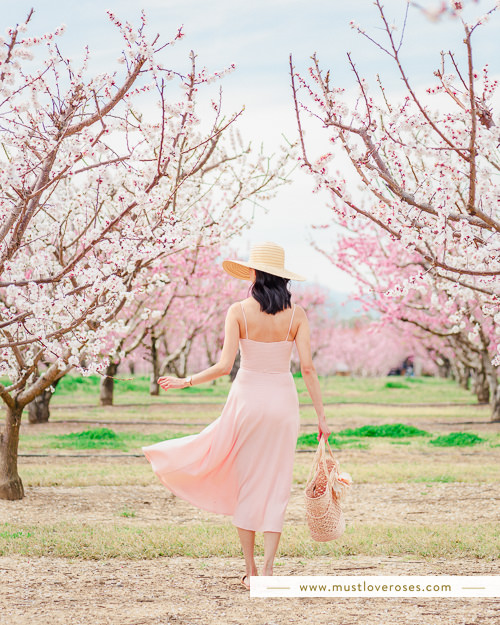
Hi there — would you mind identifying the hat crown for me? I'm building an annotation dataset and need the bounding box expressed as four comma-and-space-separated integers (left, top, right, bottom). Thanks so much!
249, 241, 285, 269
221, 240, 306, 281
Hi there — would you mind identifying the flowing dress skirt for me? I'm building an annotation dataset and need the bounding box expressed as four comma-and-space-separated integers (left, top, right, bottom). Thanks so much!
142, 366, 300, 532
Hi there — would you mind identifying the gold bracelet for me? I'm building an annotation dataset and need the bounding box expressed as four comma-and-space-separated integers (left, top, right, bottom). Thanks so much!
185, 375, 193, 387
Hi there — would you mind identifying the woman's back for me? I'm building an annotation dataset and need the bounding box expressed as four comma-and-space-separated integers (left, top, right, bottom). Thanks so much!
238, 297, 298, 343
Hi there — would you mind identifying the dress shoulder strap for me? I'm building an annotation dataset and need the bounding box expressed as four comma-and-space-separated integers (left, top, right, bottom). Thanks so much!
240, 301, 248, 340
285, 303, 296, 341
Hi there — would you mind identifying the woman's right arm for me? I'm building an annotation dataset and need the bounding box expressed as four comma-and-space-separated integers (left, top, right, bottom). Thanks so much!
294, 306, 331, 442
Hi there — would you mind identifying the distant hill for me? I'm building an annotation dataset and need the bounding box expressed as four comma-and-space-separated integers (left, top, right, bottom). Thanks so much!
326, 289, 365, 320
300, 281, 380, 321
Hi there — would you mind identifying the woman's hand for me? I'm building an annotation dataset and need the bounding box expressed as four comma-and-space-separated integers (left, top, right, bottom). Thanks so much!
317, 418, 331, 442
157, 376, 187, 391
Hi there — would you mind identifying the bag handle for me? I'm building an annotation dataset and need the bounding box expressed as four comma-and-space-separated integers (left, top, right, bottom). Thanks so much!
305, 436, 340, 490
319, 437, 341, 492
305, 437, 325, 486
324, 437, 340, 473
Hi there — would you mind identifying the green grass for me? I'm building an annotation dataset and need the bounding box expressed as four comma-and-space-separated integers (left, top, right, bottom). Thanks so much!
296, 424, 439, 448
3, 372, 498, 566
429, 432, 485, 447
384, 381, 410, 389
49, 427, 400, 452
0, 521, 497, 559
35, 402, 490, 432
314, 375, 479, 405
18, 459, 500, 488
296, 432, 374, 450
337, 423, 431, 438
48, 427, 190, 451
18, 424, 495, 454
52, 427, 126, 450
49, 373, 227, 404
0, 529, 33, 539
11, 373, 480, 407
413, 475, 459, 483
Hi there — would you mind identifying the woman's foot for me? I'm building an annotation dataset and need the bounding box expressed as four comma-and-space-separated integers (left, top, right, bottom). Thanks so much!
261, 565, 273, 576
240, 574, 250, 590
240, 567, 258, 590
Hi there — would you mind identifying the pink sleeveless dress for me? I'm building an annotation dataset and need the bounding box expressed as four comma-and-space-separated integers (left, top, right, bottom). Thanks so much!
142, 302, 300, 532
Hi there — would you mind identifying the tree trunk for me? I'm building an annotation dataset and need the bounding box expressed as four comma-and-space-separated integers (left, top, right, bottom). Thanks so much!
177, 339, 192, 379
99, 361, 119, 406
0, 403, 24, 500
149, 372, 160, 395
436, 355, 451, 378
490, 388, 500, 423
462, 366, 471, 390
150, 330, 160, 395
472, 366, 490, 404
453, 361, 470, 390
413, 357, 422, 377
169, 339, 193, 380
27, 388, 51, 423
482, 353, 500, 422
1, 359, 73, 500
27, 377, 61, 423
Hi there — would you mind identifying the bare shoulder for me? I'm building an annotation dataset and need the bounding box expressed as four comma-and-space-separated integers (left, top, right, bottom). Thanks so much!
293, 305, 310, 338
228, 300, 250, 317
293, 304, 307, 319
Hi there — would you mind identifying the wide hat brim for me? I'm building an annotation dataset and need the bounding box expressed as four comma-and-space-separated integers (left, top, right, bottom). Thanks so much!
222, 259, 306, 281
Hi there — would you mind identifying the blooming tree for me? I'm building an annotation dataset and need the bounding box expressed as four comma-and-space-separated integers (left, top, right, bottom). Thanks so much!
108, 241, 248, 402
157, 244, 250, 381
290, 0, 500, 368
329, 318, 434, 377
287, 282, 337, 374
315, 216, 500, 418
0, 11, 290, 499
184, 279, 338, 376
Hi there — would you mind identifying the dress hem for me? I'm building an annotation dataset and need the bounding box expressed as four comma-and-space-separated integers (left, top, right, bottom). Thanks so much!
143, 447, 286, 532
142, 447, 235, 516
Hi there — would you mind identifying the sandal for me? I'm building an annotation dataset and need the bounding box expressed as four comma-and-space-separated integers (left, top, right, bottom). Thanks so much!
240, 574, 250, 590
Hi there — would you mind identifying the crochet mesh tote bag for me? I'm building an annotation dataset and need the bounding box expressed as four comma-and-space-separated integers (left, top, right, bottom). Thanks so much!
304, 437, 353, 542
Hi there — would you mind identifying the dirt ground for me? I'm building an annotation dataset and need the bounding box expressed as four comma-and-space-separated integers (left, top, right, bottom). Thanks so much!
1, 554, 499, 625
2, 452, 500, 625
28, 400, 500, 434
3, 477, 500, 528
1, 410, 499, 624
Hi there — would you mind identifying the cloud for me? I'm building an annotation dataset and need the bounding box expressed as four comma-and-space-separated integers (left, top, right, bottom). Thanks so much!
5, 0, 499, 295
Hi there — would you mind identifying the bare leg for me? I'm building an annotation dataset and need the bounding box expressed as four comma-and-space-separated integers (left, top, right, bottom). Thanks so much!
262, 531, 281, 576
236, 527, 258, 582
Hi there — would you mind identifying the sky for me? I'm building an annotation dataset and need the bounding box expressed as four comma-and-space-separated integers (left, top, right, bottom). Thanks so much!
3, 0, 499, 294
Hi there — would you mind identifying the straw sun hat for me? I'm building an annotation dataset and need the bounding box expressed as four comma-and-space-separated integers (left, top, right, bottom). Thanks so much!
222, 241, 306, 282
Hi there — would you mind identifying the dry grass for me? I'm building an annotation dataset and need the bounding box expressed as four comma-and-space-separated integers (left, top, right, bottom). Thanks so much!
16, 458, 500, 488
1, 520, 498, 560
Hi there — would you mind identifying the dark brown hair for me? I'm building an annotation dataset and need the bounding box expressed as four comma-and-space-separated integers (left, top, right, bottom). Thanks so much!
248, 269, 292, 314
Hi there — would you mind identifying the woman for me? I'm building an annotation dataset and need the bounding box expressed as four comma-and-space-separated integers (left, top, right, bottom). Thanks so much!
142, 241, 331, 590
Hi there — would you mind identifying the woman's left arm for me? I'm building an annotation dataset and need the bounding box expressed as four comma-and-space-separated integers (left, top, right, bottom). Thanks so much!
158, 304, 240, 391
